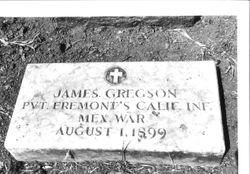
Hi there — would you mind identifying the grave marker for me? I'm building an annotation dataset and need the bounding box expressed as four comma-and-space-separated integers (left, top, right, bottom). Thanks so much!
5, 61, 225, 166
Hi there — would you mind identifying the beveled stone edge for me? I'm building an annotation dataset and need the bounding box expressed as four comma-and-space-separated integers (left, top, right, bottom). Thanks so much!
6, 147, 223, 167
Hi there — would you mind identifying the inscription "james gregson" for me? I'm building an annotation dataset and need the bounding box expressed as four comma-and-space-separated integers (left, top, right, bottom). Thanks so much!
53, 89, 177, 98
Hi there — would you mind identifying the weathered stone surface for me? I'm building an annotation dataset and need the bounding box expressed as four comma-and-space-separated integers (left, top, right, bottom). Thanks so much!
5, 61, 225, 166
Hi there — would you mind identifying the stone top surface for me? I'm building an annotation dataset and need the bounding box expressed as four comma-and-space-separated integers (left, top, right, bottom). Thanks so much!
5, 61, 225, 156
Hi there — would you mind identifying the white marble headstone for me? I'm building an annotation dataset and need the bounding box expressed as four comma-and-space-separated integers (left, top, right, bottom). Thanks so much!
5, 61, 225, 166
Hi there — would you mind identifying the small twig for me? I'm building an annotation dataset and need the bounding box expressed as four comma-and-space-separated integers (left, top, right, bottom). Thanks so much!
121, 141, 131, 161
0, 33, 40, 50
169, 28, 206, 48
4, 162, 10, 173
89, 167, 99, 174
225, 57, 236, 80
63, 150, 75, 161
135, 166, 144, 171
0, 38, 9, 46
225, 66, 232, 74
122, 56, 132, 62
168, 153, 175, 165
0, 110, 9, 117
20, 168, 39, 174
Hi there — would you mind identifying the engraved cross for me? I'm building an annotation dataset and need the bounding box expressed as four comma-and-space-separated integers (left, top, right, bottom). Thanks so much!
110, 68, 123, 84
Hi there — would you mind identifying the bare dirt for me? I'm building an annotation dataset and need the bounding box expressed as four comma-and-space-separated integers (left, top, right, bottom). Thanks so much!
0, 16, 237, 174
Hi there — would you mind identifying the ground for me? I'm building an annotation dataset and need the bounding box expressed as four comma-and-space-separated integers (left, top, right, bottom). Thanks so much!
0, 16, 237, 174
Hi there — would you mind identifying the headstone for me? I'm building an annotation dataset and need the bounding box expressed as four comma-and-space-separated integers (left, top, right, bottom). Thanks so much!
5, 61, 225, 166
